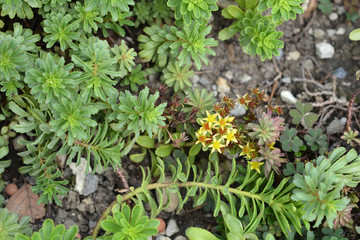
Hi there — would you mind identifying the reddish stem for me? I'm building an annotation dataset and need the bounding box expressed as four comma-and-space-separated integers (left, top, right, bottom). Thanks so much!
345, 89, 360, 132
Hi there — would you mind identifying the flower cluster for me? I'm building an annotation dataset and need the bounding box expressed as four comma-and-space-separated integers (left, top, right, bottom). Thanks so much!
195, 89, 286, 176
195, 111, 238, 153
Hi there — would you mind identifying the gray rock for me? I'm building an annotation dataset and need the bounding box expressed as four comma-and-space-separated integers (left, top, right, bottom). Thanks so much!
334, 0, 342, 4
166, 219, 179, 237
67, 190, 79, 210
314, 29, 325, 39
174, 236, 187, 240
337, 6, 345, 15
304, 59, 314, 71
327, 29, 336, 38
329, 12, 338, 21
190, 74, 199, 84
281, 77, 291, 83
56, 209, 68, 221
286, 51, 301, 61
275, 48, 284, 60
199, 77, 210, 86
156, 177, 179, 213
240, 73, 252, 83
13, 135, 25, 151
64, 219, 77, 229
156, 237, 171, 240
224, 71, 233, 80
70, 158, 99, 196
316, 42, 335, 59
89, 220, 97, 229
336, 27, 346, 35
230, 103, 246, 117
327, 117, 346, 134
334, 67, 347, 79
280, 90, 297, 104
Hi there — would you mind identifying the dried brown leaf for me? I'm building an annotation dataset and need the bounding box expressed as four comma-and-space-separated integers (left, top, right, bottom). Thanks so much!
5, 183, 46, 222
303, 0, 318, 18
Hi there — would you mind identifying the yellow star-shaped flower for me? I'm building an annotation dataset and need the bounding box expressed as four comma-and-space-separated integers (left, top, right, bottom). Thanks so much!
239, 142, 256, 159
216, 115, 235, 130
209, 136, 225, 153
195, 131, 208, 148
225, 128, 238, 145
203, 111, 217, 124
249, 161, 264, 174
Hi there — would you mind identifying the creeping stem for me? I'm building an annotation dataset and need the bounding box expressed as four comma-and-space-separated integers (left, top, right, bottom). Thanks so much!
91, 181, 262, 238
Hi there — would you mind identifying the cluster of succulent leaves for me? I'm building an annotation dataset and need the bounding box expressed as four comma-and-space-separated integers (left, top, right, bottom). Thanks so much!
219, 0, 305, 61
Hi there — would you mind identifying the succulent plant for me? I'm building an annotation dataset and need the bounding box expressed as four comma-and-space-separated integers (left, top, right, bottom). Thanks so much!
247, 111, 285, 145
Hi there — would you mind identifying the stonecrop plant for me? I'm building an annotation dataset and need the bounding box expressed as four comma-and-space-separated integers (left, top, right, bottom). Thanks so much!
1, 0, 359, 240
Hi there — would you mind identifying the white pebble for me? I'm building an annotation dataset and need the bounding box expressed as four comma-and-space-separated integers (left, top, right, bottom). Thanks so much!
286, 51, 301, 61
156, 237, 171, 240
336, 27, 346, 35
174, 236, 187, 240
240, 73, 252, 83
315, 42, 335, 59
280, 90, 297, 104
327, 29, 336, 38
314, 29, 325, 39
166, 219, 179, 237
329, 12, 338, 21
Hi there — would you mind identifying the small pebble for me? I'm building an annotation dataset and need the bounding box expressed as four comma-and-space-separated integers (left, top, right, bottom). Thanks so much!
281, 77, 291, 83
304, 59, 314, 71
275, 48, 284, 60
293, 28, 301, 34
315, 42, 335, 59
329, 12, 338, 21
337, 6, 345, 15
216, 77, 230, 95
13, 135, 26, 151
6, 183, 18, 196
224, 71, 233, 80
240, 73, 252, 83
89, 220, 96, 229
334, 67, 347, 79
314, 29, 325, 39
166, 219, 179, 237
230, 103, 246, 117
190, 75, 199, 84
280, 90, 297, 104
156, 237, 171, 240
199, 77, 210, 86
327, 117, 346, 134
336, 27, 346, 35
286, 51, 301, 61
327, 29, 336, 38
174, 236, 187, 240
308, 28, 313, 35
156, 218, 166, 233
334, 0, 341, 4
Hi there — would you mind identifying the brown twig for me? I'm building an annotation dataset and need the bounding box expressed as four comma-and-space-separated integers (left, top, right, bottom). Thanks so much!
184, 203, 206, 215
345, 89, 360, 132
116, 166, 130, 193
268, 58, 282, 106
293, 10, 317, 42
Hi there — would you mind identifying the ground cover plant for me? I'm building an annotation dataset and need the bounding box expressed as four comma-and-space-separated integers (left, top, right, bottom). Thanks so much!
0, 0, 360, 239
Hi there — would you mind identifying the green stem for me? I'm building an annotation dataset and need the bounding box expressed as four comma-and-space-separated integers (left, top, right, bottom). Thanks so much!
91, 181, 262, 238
